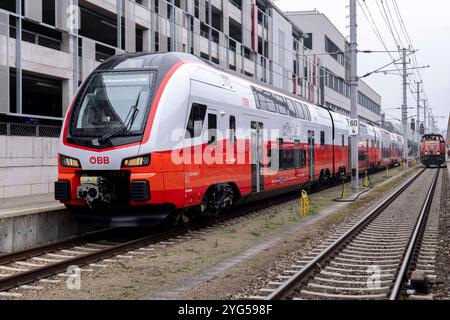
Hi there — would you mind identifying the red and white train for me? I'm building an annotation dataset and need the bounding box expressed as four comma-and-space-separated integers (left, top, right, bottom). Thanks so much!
55, 52, 404, 225
419, 134, 447, 167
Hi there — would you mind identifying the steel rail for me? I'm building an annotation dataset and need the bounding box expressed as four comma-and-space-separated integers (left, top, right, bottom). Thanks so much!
0, 228, 187, 292
0, 228, 118, 266
389, 167, 440, 300
0, 185, 315, 293
266, 167, 426, 300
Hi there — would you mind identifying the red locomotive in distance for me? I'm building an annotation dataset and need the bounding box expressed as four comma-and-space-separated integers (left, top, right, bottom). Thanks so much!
420, 134, 447, 167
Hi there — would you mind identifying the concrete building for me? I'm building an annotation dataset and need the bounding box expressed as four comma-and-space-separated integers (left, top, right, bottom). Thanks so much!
0, 0, 324, 198
287, 10, 382, 126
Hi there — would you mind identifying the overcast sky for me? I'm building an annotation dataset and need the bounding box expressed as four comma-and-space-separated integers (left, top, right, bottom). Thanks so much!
274, 0, 449, 132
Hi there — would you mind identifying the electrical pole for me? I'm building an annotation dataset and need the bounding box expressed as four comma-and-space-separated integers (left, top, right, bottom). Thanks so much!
350, 0, 359, 193
117, 0, 122, 50
423, 99, 427, 135
413, 81, 421, 157
401, 48, 408, 169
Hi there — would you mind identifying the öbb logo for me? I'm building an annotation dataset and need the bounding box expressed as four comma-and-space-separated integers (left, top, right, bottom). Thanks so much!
90, 156, 110, 165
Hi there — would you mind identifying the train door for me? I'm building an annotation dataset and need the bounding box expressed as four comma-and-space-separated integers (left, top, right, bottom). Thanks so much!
251, 121, 264, 193
308, 130, 315, 181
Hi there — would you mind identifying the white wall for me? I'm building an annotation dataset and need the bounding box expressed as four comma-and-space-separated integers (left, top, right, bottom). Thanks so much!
0, 136, 58, 199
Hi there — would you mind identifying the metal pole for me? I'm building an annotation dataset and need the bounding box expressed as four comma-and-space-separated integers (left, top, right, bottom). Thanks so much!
415, 81, 421, 157
402, 48, 408, 169
208, 0, 212, 60
72, 0, 79, 94
350, 0, 359, 193
16, 0, 22, 114
117, 0, 122, 49
423, 99, 427, 135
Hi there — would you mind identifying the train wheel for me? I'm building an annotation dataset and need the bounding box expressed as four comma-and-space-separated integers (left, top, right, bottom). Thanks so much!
201, 184, 234, 215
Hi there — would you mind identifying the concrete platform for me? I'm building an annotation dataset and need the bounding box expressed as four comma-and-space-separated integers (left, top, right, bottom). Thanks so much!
0, 193, 93, 254
0, 193, 64, 219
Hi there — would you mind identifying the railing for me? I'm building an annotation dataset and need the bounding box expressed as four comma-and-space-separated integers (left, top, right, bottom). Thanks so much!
229, 0, 242, 10
10, 26, 62, 51
96, 51, 112, 63
0, 122, 61, 138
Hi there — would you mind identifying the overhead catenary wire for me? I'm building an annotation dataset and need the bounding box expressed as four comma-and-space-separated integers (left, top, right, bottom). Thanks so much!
358, 0, 429, 111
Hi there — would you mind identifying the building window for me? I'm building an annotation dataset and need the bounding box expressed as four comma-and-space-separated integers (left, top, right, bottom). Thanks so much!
325, 36, 344, 65
304, 33, 313, 50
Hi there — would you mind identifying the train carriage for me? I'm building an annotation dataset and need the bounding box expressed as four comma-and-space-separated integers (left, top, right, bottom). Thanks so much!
55, 52, 405, 226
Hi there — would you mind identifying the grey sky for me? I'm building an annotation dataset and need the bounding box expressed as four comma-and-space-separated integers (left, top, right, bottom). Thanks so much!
274, 0, 450, 131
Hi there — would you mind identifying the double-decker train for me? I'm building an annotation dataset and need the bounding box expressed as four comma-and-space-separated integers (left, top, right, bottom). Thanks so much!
420, 134, 447, 167
55, 52, 405, 226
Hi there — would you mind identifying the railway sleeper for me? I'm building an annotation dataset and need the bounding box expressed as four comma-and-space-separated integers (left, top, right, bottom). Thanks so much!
297, 290, 387, 300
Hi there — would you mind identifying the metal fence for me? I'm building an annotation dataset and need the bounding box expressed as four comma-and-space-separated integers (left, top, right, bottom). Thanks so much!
10, 26, 62, 51
0, 122, 61, 138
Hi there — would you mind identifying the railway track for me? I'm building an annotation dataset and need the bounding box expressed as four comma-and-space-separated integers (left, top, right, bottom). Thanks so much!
0, 187, 315, 298
256, 167, 441, 300
0, 165, 409, 298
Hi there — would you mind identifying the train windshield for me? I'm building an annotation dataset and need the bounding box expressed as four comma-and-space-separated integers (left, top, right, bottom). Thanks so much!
71, 71, 154, 137
422, 135, 444, 142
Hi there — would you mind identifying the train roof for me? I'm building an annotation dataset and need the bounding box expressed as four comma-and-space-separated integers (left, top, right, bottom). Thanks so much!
96, 52, 208, 71
96, 52, 401, 140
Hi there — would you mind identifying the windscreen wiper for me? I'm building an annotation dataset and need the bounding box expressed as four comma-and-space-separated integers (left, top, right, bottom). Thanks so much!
96, 92, 142, 144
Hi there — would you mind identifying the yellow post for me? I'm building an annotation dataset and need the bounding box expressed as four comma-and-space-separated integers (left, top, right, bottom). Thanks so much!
300, 190, 310, 217
385, 166, 389, 179
363, 171, 370, 188
340, 179, 346, 199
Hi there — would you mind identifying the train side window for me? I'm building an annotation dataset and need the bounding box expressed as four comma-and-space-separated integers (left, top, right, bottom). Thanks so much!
208, 113, 217, 144
186, 103, 207, 139
320, 131, 325, 147
280, 148, 295, 170
342, 134, 345, 147
253, 88, 268, 111
274, 94, 288, 115
294, 149, 307, 169
285, 99, 298, 118
294, 101, 305, 119
265, 91, 277, 113
302, 104, 312, 121
229, 116, 236, 143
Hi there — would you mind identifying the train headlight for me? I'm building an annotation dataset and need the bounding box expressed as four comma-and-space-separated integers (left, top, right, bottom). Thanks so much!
60, 154, 81, 168
122, 154, 151, 168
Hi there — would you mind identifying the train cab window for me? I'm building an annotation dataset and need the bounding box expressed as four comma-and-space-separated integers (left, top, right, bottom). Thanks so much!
273, 94, 288, 115
320, 131, 325, 147
294, 101, 305, 119
229, 116, 236, 143
186, 103, 207, 138
342, 134, 345, 147
285, 99, 298, 118
208, 113, 217, 144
